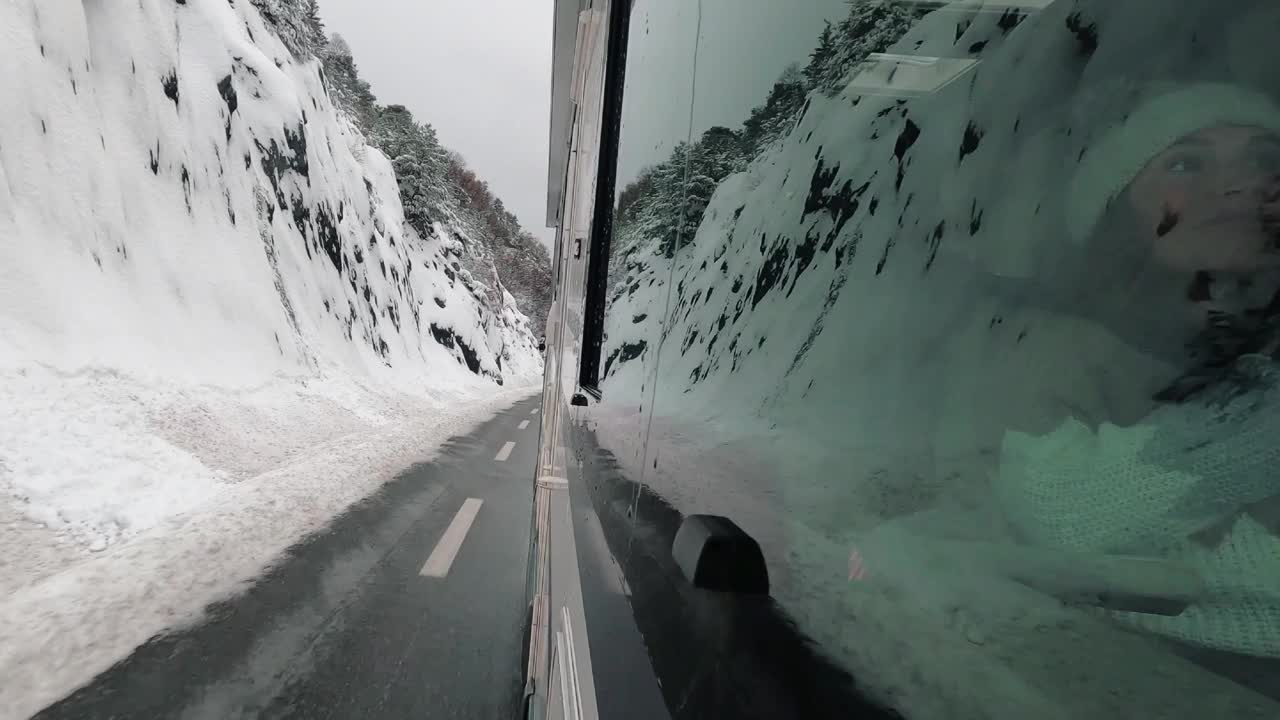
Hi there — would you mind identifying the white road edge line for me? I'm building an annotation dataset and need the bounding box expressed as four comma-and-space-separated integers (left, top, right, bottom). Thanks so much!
495, 441, 516, 462
518, 420, 530, 430
562, 605, 585, 720
531, 408, 540, 415
556, 630, 572, 715
419, 498, 484, 578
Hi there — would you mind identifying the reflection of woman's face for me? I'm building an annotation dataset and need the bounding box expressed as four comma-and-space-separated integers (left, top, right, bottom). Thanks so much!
1128, 125, 1280, 273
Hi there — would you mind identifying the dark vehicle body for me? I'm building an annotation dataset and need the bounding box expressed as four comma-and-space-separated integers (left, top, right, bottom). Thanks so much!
524, 1, 1280, 718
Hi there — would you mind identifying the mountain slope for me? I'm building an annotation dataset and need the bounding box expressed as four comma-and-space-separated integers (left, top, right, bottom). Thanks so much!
321, 34, 554, 341
0, 2, 545, 714
0, 0, 539, 388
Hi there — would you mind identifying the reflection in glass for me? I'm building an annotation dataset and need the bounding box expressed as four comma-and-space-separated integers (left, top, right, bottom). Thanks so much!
585, 0, 1280, 715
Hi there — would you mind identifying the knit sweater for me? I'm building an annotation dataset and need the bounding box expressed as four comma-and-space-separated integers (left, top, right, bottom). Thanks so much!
994, 355, 1280, 656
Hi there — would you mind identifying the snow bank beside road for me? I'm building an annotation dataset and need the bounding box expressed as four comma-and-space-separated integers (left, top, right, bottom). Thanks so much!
0, 365, 534, 556
0, 369, 537, 720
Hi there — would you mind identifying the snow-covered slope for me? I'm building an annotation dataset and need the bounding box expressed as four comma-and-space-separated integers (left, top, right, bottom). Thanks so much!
0, 0, 537, 386
604, 0, 1280, 474
0, 0, 540, 546
0, 1, 542, 712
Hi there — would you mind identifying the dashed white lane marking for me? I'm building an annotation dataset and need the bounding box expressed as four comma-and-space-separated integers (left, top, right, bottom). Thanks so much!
518, 420, 530, 430
495, 441, 516, 462
419, 498, 483, 578
530, 408, 540, 415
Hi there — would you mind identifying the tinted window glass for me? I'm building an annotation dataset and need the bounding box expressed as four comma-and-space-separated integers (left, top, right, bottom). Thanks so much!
590, 0, 1280, 716
596, 0, 701, 469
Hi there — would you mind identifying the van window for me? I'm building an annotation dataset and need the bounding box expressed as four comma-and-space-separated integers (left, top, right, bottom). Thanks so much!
587, 0, 1280, 716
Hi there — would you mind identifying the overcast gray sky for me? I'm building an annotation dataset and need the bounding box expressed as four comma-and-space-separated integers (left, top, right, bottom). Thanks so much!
317, 0, 846, 248
319, 0, 555, 248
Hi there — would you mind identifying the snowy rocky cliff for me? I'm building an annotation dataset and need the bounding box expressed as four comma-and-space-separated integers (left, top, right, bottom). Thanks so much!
0, 0, 544, 579
0, 3, 546, 712
605, 0, 1280, 446
0, 0, 541, 388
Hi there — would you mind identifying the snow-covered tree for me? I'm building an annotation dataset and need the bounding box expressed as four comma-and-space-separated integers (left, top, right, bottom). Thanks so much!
742, 65, 808, 156
320, 34, 377, 132
807, 0, 919, 94
804, 20, 837, 88
612, 0, 920, 266
623, 150, 689, 259
250, 0, 327, 58
613, 126, 750, 261
307, 18, 552, 327
326, 31, 352, 57
369, 105, 457, 232
697, 125, 748, 179
364, 103, 551, 325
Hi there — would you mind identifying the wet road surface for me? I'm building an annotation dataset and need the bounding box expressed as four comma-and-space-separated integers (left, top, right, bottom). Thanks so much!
33, 395, 542, 720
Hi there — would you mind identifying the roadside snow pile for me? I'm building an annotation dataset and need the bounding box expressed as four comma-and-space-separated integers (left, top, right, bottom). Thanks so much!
0, 0, 541, 552
0, 367, 512, 557
0, 375, 535, 720
0, 369, 229, 554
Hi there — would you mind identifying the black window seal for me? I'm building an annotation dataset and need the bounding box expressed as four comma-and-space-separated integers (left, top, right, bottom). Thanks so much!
577, 0, 634, 394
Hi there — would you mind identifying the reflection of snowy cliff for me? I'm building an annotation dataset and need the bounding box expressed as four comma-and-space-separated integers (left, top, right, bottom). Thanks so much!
598, 0, 1280, 715
604, 0, 1280, 458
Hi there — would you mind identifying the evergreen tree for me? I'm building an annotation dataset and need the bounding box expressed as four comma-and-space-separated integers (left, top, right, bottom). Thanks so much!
611, 0, 920, 263
251, 0, 328, 57
327, 32, 352, 57
263, 5, 555, 326
304, 0, 324, 40
809, 1, 918, 94
697, 125, 748, 178
365, 104, 551, 323
742, 65, 808, 156
321, 34, 377, 132
369, 105, 456, 232
617, 171, 655, 225
804, 20, 836, 89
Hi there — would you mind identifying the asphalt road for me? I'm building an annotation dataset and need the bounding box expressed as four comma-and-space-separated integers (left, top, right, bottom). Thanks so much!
33, 395, 543, 720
